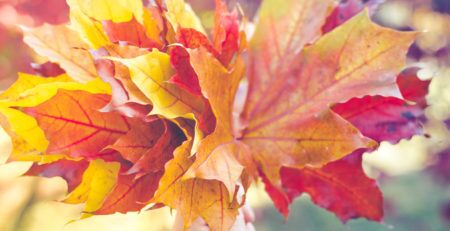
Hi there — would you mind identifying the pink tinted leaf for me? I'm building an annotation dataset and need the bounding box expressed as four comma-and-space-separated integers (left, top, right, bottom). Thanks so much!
263, 150, 383, 222
333, 96, 425, 143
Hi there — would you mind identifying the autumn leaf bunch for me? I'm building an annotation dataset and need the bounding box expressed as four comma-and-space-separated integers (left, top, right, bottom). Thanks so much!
0, 0, 430, 230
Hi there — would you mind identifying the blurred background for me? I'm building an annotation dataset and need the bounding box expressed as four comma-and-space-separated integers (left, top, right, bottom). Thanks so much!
0, 0, 449, 230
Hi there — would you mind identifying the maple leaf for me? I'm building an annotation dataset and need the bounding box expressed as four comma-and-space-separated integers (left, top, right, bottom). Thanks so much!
67, 0, 144, 24
262, 150, 383, 222
166, 45, 217, 135
67, 0, 160, 50
106, 119, 165, 164
0, 107, 50, 161
92, 44, 153, 118
168, 17, 241, 133
0, 75, 110, 109
14, 89, 184, 216
0, 107, 60, 164
110, 49, 202, 117
99, 4, 164, 49
108, 118, 185, 174
333, 96, 425, 144
21, 24, 98, 82
0, 74, 110, 162
168, 46, 204, 96
0, 73, 72, 104
165, 0, 206, 34
183, 50, 249, 196
67, 0, 167, 50
259, 67, 429, 221
174, 0, 240, 67
102, 18, 162, 49
69, 0, 164, 49
95, 172, 163, 214
211, 0, 240, 66
333, 67, 430, 144
185, 7, 416, 198
64, 159, 120, 218
166, 0, 240, 99
23, 90, 131, 159
109, 48, 217, 146
176, 28, 219, 58
152, 141, 239, 231
67, 1, 110, 49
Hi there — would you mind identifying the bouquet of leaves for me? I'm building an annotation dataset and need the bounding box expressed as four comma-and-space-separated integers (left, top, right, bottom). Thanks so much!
0, 0, 430, 230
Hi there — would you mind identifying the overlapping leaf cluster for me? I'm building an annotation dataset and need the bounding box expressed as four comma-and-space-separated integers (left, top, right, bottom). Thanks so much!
0, 0, 431, 230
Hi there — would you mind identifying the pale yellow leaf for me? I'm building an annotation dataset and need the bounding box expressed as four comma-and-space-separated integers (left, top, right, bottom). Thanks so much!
64, 159, 120, 218
166, 0, 206, 34
110, 49, 205, 119
22, 24, 98, 82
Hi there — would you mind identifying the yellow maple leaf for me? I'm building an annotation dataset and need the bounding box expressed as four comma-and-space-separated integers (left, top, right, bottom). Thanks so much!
67, 0, 162, 49
64, 159, 120, 218
165, 0, 206, 34
0, 74, 111, 163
